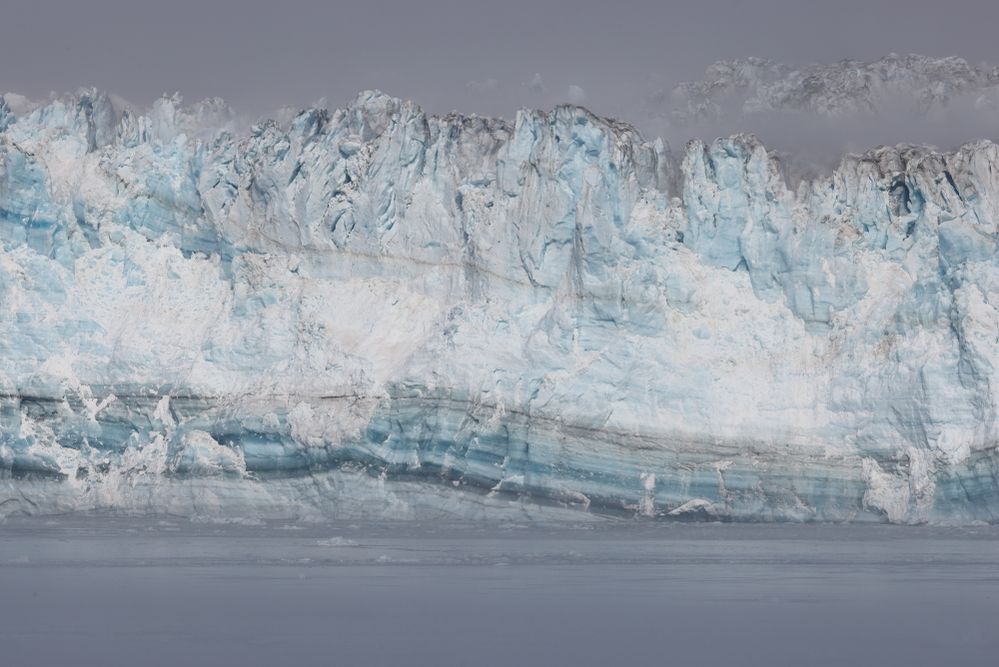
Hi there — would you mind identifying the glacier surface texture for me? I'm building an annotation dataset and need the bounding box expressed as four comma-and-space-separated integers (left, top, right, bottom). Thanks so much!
1, 90, 998, 522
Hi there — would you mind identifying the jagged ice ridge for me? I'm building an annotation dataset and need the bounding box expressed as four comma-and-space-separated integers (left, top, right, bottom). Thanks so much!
1, 89, 997, 522
663, 53, 999, 124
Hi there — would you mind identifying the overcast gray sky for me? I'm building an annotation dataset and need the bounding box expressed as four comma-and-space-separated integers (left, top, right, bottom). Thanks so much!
3, 0, 999, 152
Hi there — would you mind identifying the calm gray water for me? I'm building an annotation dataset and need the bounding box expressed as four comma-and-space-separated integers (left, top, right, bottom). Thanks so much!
0, 518, 997, 666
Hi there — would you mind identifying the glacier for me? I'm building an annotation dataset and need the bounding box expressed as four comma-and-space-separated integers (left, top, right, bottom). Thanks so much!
1, 88, 998, 523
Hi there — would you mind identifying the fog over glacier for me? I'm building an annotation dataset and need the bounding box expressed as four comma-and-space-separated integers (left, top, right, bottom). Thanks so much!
5, 0, 999, 149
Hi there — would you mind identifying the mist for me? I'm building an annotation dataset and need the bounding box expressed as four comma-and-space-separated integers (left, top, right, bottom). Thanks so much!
4, 0, 999, 160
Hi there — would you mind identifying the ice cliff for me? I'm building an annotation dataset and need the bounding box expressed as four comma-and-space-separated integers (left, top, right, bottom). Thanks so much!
1, 88, 997, 522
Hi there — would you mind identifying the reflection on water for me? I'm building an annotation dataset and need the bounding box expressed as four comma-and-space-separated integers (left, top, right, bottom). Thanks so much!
1, 519, 997, 666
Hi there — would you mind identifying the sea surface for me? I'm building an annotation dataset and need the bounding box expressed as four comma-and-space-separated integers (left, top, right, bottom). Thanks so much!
0, 517, 996, 666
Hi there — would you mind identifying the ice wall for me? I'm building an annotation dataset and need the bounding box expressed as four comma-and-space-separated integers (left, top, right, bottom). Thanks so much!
1, 89, 997, 522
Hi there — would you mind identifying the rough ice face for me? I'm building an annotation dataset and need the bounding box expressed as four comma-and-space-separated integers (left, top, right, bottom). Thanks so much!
1, 89, 997, 522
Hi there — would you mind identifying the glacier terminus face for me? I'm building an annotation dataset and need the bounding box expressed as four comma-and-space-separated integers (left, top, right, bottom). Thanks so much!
1, 89, 998, 523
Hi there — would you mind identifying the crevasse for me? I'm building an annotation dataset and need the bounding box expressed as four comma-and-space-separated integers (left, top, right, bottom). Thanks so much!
1, 89, 997, 522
